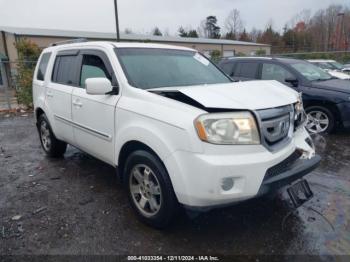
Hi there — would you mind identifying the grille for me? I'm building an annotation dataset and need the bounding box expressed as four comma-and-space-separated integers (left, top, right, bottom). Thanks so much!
257, 105, 294, 149
264, 150, 303, 181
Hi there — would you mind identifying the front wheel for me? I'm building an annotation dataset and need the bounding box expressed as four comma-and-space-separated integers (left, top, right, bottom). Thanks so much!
124, 150, 179, 228
305, 106, 335, 134
38, 114, 67, 158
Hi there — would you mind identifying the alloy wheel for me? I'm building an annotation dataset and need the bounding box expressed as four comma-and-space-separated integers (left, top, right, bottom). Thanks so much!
306, 111, 329, 133
129, 164, 162, 217
40, 121, 51, 151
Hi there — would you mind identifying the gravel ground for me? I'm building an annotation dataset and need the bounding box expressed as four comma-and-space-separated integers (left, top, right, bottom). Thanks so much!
1, 114, 350, 257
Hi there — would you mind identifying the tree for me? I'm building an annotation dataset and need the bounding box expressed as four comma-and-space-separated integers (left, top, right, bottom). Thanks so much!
152, 27, 163, 36
239, 29, 251, 42
188, 29, 199, 38
205, 16, 221, 39
255, 49, 266, 56
15, 38, 41, 107
178, 26, 199, 38
178, 26, 188, 37
224, 9, 244, 40
258, 24, 283, 53
209, 50, 221, 64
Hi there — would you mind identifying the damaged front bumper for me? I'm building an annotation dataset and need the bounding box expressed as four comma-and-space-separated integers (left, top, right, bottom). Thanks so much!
165, 127, 321, 211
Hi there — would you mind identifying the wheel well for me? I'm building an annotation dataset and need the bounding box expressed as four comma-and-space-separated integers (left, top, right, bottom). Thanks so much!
35, 108, 45, 122
117, 141, 160, 180
304, 100, 341, 122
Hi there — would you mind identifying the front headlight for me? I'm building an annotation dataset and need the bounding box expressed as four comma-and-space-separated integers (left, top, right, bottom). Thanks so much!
295, 93, 307, 128
194, 112, 260, 145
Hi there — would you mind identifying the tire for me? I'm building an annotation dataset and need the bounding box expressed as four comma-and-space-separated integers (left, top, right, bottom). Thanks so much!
37, 114, 67, 158
305, 106, 335, 134
123, 150, 179, 228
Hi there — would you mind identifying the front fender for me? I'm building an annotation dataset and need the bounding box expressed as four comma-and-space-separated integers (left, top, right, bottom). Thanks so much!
115, 110, 196, 164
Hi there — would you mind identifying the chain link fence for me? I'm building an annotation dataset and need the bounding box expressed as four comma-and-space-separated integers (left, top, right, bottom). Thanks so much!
0, 60, 37, 111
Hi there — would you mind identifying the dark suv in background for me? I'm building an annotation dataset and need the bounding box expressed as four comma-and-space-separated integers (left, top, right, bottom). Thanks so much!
218, 57, 350, 134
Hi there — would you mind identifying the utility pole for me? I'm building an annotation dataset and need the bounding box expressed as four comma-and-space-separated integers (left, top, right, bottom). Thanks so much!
114, 0, 120, 42
333, 13, 346, 51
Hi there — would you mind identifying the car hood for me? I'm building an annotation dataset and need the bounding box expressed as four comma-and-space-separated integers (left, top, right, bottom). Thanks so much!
327, 70, 350, 80
149, 80, 298, 110
311, 79, 350, 94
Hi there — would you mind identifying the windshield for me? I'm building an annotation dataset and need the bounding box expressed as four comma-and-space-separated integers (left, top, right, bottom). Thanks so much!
291, 62, 333, 81
115, 48, 231, 89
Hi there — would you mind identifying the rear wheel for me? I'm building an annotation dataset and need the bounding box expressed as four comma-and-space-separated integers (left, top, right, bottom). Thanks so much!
305, 106, 335, 134
124, 150, 179, 228
38, 114, 67, 157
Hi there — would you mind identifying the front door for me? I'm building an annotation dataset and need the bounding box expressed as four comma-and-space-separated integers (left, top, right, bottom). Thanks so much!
72, 50, 120, 165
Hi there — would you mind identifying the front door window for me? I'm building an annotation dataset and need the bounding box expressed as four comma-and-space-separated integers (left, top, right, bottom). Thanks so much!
261, 63, 294, 84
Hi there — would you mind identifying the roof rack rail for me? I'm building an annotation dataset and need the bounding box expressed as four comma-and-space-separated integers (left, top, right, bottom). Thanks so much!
50, 38, 88, 46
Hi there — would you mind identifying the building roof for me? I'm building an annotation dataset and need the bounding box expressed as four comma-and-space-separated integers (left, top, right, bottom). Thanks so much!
0, 26, 270, 47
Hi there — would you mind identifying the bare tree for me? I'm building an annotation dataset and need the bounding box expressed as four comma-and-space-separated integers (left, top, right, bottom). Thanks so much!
288, 9, 312, 28
124, 28, 133, 34
224, 9, 244, 39
197, 19, 208, 38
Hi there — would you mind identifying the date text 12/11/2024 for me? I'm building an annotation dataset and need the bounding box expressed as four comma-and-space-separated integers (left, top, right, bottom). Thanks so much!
127, 256, 220, 261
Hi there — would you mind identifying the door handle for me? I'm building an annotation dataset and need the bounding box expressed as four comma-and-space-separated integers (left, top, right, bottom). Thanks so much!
46, 91, 53, 98
72, 100, 83, 108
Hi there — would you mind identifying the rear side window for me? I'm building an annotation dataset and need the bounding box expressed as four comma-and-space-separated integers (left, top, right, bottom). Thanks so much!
52, 55, 78, 85
36, 52, 51, 81
0, 68, 3, 85
233, 62, 259, 79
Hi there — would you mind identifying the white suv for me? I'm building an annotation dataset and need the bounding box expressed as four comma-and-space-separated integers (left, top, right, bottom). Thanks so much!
33, 41, 320, 228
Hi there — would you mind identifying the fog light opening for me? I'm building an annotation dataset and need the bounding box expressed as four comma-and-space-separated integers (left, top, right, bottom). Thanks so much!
221, 177, 234, 191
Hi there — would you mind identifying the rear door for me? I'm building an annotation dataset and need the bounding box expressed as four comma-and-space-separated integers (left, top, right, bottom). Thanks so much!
232, 61, 259, 81
71, 49, 120, 165
46, 50, 80, 144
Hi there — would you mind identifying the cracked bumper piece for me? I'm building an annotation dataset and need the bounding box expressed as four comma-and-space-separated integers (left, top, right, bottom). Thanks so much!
257, 153, 321, 196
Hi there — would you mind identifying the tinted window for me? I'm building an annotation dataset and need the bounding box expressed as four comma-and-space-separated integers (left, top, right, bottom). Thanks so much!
116, 48, 231, 90
220, 62, 234, 76
233, 62, 259, 78
80, 55, 111, 87
37, 52, 51, 81
0, 67, 3, 85
261, 63, 294, 83
52, 55, 77, 85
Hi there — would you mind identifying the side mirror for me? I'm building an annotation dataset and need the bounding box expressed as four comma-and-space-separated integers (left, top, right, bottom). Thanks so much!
285, 77, 299, 87
85, 78, 113, 95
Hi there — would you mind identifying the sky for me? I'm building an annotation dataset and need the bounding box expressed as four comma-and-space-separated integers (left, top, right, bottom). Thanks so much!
0, 0, 348, 35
